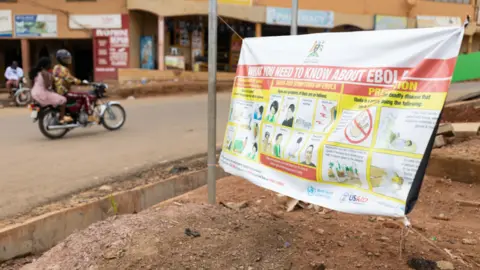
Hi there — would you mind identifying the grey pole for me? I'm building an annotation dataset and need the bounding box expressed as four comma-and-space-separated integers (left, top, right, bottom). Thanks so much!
207, 0, 218, 204
291, 0, 298, 35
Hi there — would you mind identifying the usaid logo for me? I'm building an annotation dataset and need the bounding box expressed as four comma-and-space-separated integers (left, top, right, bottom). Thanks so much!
340, 192, 368, 204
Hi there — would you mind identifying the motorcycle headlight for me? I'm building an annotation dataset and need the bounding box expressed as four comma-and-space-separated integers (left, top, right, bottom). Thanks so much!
22, 77, 28, 84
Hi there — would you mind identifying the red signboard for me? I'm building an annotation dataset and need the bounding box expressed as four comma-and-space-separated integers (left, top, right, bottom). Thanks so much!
93, 14, 129, 81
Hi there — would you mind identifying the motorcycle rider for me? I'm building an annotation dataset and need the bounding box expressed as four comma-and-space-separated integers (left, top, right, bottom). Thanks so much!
53, 49, 95, 122
4, 61, 24, 97
30, 57, 72, 124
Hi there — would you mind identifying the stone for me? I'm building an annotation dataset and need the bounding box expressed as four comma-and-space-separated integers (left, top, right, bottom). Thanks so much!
310, 262, 326, 270
451, 122, 480, 138
98, 185, 113, 192
337, 241, 345, 247
437, 123, 454, 137
126, 96, 135, 100
456, 200, 480, 207
316, 228, 325, 235
433, 213, 450, 221
378, 236, 390, 242
286, 199, 300, 212
434, 135, 446, 148
462, 238, 477, 245
221, 201, 248, 210
383, 221, 402, 229
436, 261, 454, 270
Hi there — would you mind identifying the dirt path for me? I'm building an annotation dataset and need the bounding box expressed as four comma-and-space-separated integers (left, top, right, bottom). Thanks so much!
19, 175, 480, 270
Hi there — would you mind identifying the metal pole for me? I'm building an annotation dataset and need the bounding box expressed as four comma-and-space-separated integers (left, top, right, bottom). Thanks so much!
291, 0, 298, 35
207, 0, 218, 204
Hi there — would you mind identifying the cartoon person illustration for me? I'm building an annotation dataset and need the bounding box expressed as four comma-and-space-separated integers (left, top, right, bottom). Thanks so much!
247, 143, 258, 160
224, 133, 233, 150
262, 131, 271, 152
273, 133, 283, 158
301, 145, 316, 167
254, 105, 264, 121
282, 104, 295, 128
252, 123, 259, 139
287, 137, 303, 160
266, 101, 279, 123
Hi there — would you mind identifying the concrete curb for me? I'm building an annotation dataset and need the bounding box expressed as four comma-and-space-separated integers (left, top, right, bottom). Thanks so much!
427, 154, 480, 184
0, 167, 228, 262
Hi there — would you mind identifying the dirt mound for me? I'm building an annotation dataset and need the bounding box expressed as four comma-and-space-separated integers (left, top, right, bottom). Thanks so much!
433, 137, 480, 162
23, 204, 296, 270
21, 176, 480, 270
441, 100, 480, 123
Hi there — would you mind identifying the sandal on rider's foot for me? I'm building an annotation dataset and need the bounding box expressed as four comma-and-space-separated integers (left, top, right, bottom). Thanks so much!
88, 115, 97, 123
60, 116, 73, 124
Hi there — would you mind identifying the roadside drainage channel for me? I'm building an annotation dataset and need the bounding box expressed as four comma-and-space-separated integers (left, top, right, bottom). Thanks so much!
0, 162, 227, 262
427, 154, 480, 184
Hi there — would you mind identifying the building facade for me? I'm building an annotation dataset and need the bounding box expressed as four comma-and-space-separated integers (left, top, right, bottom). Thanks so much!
0, 0, 478, 82
0, 0, 127, 83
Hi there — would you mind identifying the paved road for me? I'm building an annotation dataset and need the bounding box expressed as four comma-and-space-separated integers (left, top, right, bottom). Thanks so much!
0, 93, 231, 218
447, 81, 480, 102
0, 81, 479, 219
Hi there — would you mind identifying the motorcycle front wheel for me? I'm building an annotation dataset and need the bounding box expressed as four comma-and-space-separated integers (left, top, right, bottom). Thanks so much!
102, 104, 126, 131
15, 89, 31, 107
39, 108, 69, 140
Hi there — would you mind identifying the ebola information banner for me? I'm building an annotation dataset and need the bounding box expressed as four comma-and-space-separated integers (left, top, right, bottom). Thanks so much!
219, 26, 464, 217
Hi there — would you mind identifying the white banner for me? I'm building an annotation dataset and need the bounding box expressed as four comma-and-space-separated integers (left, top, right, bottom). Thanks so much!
219, 26, 464, 217
0, 10, 12, 37
69, 14, 122, 29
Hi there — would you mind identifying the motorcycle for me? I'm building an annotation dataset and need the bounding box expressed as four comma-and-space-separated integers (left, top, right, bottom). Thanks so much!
28, 82, 126, 139
12, 77, 32, 107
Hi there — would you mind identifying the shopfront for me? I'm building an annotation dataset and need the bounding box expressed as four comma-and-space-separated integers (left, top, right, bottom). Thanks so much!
0, 10, 16, 84
91, 14, 130, 81
164, 16, 255, 72
129, 11, 256, 73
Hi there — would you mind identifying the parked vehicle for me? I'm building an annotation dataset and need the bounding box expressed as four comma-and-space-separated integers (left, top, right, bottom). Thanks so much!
28, 82, 126, 139
12, 77, 31, 106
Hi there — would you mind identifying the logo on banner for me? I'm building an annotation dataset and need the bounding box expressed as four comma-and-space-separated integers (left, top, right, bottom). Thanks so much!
340, 192, 368, 204
307, 185, 333, 199
307, 40, 324, 58
305, 40, 324, 64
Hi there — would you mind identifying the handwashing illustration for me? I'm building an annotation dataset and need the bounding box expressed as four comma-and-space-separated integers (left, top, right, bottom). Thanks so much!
326, 161, 362, 186
379, 113, 417, 152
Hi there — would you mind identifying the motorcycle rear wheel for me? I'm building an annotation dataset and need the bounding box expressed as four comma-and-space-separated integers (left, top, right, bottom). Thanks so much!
39, 108, 69, 140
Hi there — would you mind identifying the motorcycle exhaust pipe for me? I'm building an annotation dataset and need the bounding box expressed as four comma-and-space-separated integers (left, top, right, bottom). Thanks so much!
47, 123, 80, 130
